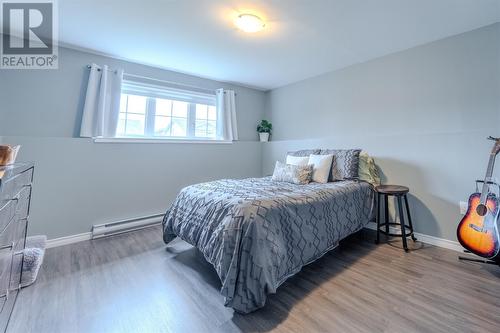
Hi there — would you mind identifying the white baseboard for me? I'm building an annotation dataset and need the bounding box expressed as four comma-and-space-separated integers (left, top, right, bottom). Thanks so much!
46, 232, 92, 249
45, 222, 463, 253
411, 232, 463, 252
365, 222, 463, 252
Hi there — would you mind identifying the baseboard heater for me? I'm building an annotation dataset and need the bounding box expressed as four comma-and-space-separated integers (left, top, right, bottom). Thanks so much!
91, 213, 164, 239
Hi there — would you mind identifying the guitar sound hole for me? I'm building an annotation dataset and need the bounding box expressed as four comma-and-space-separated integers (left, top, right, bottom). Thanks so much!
476, 204, 488, 216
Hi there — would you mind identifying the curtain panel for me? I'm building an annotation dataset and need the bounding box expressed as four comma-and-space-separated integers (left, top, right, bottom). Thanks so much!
80, 63, 124, 138
215, 89, 238, 141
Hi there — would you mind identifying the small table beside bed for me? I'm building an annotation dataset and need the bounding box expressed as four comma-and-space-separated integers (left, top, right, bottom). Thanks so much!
162, 149, 380, 313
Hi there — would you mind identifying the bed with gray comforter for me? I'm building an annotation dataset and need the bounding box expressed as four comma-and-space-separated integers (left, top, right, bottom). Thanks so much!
162, 177, 375, 313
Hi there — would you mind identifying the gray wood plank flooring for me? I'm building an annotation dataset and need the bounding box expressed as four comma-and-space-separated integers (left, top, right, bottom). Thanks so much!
8, 226, 500, 333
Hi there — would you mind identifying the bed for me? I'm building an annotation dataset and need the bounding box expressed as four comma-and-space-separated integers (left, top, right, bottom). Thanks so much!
162, 176, 376, 313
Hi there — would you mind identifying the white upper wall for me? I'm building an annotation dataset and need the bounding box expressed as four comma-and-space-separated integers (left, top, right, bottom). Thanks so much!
47, 0, 500, 89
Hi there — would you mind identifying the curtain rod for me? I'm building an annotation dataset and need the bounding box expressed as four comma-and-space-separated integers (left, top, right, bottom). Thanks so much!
86, 64, 224, 95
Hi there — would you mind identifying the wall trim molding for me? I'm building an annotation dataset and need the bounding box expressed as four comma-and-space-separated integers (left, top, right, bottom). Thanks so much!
365, 222, 463, 252
46, 232, 92, 249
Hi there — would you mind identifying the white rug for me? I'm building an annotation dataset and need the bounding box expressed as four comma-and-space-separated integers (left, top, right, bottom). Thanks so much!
20, 235, 46, 287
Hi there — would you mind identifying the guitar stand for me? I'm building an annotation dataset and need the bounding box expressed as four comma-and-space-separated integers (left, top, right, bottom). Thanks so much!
457, 138, 500, 267
458, 256, 499, 265
459, 251, 499, 266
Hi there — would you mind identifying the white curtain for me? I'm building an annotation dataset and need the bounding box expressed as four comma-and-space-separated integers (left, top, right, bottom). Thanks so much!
216, 89, 238, 141
80, 63, 124, 138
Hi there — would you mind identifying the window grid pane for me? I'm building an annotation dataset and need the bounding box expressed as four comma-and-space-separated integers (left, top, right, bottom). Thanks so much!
156, 98, 172, 116
127, 95, 147, 114
118, 91, 218, 140
193, 104, 217, 138
196, 104, 208, 120
154, 116, 172, 136
125, 113, 146, 135
207, 120, 216, 137
171, 117, 188, 137
172, 101, 188, 118
195, 120, 207, 137
116, 94, 148, 137
207, 106, 216, 120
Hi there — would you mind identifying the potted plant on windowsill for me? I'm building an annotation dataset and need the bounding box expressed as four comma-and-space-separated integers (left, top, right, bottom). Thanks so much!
257, 120, 272, 142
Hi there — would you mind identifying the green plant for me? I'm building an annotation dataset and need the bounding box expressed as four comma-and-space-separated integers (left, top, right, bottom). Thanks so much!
257, 120, 272, 134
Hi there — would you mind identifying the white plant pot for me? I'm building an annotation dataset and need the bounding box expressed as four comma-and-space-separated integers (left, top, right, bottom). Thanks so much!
259, 133, 270, 142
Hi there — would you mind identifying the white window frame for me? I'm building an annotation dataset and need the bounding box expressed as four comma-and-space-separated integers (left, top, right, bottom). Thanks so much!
99, 80, 228, 144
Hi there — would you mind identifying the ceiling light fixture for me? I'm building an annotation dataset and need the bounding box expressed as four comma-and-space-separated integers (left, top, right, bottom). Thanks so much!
235, 14, 265, 33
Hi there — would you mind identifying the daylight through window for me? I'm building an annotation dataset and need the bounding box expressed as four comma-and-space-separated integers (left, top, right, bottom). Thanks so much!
116, 81, 219, 140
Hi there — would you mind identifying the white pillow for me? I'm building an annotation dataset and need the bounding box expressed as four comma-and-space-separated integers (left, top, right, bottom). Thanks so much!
308, 154, 334, 183
286, 155, 309, 166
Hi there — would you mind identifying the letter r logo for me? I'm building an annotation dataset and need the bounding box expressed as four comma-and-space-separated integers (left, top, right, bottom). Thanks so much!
2, 2, 53, 54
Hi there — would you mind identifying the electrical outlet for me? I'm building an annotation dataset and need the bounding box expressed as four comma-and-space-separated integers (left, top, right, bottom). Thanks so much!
459, 201, 468, 215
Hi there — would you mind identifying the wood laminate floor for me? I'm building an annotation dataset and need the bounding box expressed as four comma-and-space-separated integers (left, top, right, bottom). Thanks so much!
8, 226, 500, 333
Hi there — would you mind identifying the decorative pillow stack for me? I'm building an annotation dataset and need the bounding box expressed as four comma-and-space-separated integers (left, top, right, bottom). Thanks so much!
275, 151, 333, 184
273, 148, 367, 185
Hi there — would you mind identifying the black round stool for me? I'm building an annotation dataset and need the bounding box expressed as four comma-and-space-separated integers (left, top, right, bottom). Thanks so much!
375, 185, 416, 252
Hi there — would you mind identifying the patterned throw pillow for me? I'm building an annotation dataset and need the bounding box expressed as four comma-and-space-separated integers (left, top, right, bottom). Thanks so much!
320, 149, 361, 181
271, 161, 313, 185
287, 149, 320, 157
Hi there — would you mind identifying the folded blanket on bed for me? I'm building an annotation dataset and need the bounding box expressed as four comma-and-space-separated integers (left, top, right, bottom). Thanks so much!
163, 177, 375, 313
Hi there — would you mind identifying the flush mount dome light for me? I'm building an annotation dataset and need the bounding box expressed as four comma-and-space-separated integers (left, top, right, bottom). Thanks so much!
235, 14, 265, 33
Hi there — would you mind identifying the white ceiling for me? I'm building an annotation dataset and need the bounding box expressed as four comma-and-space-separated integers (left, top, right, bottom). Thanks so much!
59, 0, 500, 90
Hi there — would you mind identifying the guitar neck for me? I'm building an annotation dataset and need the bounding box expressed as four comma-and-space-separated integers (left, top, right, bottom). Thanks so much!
480, 153, 497, 203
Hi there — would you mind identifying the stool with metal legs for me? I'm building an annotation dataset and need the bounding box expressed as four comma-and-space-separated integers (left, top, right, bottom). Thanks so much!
375, 185, 416, 252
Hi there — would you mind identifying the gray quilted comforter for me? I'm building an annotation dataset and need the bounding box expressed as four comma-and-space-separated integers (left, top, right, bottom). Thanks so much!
162, 177, 375, 313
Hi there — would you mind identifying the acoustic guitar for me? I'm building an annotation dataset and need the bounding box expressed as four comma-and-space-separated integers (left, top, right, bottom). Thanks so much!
457, 136, 500, 261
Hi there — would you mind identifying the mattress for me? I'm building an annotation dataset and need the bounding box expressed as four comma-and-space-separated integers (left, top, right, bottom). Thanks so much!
163, 177, 375, 313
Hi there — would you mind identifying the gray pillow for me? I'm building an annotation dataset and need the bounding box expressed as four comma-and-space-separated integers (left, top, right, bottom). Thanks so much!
287, 149, 320, 157
320, 149, 361, 181
272, 161, 312, 185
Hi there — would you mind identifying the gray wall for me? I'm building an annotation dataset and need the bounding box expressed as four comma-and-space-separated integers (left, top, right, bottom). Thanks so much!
263, 23, 500, 241
2, 24, 499, 242
0, 47, 265, 239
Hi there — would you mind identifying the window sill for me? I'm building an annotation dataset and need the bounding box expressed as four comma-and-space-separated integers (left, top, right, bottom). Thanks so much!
93, 137, 233, 144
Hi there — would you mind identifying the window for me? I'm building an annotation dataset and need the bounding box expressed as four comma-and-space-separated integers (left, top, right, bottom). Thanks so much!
116, 81, 220, 141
